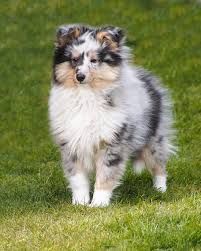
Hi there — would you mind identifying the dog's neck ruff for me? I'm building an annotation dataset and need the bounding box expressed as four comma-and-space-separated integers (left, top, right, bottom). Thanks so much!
49, 84, 126, 169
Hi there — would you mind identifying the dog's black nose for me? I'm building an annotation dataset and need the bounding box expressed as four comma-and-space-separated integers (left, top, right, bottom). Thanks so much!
76, 73, 85, 83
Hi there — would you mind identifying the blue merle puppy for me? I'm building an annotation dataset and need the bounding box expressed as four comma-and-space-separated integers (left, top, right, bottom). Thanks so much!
49, 24, 175, 207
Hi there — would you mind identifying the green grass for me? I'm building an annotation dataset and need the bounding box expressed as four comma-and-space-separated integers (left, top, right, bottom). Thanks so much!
0, 0, 201, 250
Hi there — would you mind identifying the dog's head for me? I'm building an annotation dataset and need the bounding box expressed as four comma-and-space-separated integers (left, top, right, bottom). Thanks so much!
53, 24, 127, 89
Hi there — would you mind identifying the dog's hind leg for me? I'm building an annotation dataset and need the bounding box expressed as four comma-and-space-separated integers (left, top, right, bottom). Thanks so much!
133, 152, 146, 175
142, 137, 169, 192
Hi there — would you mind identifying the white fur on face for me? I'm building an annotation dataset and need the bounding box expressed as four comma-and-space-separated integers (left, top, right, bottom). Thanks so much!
58, 34, 121, 88
72, 35, 101, 84
73, 33, 100, 53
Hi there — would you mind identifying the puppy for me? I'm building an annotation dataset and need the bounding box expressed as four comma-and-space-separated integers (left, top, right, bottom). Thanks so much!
49, 24, 175, 207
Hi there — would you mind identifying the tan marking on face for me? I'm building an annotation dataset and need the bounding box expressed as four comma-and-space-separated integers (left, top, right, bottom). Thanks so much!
96, 31, 118, 51
55, 62, 77, 88
89, 64, 120, 89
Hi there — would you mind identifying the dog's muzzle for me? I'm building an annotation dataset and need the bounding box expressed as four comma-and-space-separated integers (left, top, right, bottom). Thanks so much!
76, 73, 85, 83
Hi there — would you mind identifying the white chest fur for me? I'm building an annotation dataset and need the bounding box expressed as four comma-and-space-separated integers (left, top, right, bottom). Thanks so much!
49, 85, 126, 168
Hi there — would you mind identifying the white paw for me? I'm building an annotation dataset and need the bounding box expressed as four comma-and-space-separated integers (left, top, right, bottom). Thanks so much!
72, 191, 90, 205
89, 190, 111, 207
69, 173, 90, 205
133, 160, 145, 175
153, 175, 167, 192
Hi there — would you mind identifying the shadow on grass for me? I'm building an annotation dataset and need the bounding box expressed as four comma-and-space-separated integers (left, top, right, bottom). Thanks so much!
0, 160, 200, 217
114, 160, 201, 205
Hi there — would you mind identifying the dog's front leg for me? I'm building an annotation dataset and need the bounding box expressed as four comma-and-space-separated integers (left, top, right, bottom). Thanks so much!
90, 148, 127, 207
61, 146, 90, 205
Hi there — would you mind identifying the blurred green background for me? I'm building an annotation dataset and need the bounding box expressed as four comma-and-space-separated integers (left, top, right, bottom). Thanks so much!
0, 1, 200, 250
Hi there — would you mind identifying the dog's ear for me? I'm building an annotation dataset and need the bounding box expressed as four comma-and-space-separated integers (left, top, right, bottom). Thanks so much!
96, 26, 125, 50
55, 25, 82, 47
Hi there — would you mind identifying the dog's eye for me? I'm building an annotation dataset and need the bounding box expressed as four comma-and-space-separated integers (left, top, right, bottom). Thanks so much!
72, 57, 79, 63
90, 59, 97, 63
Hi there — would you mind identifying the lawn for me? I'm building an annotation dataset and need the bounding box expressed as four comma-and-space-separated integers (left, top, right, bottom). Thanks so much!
0, 0, 201, 250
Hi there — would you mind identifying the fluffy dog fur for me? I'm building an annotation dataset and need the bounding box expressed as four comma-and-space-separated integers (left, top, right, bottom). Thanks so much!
49, 24, 175, 207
